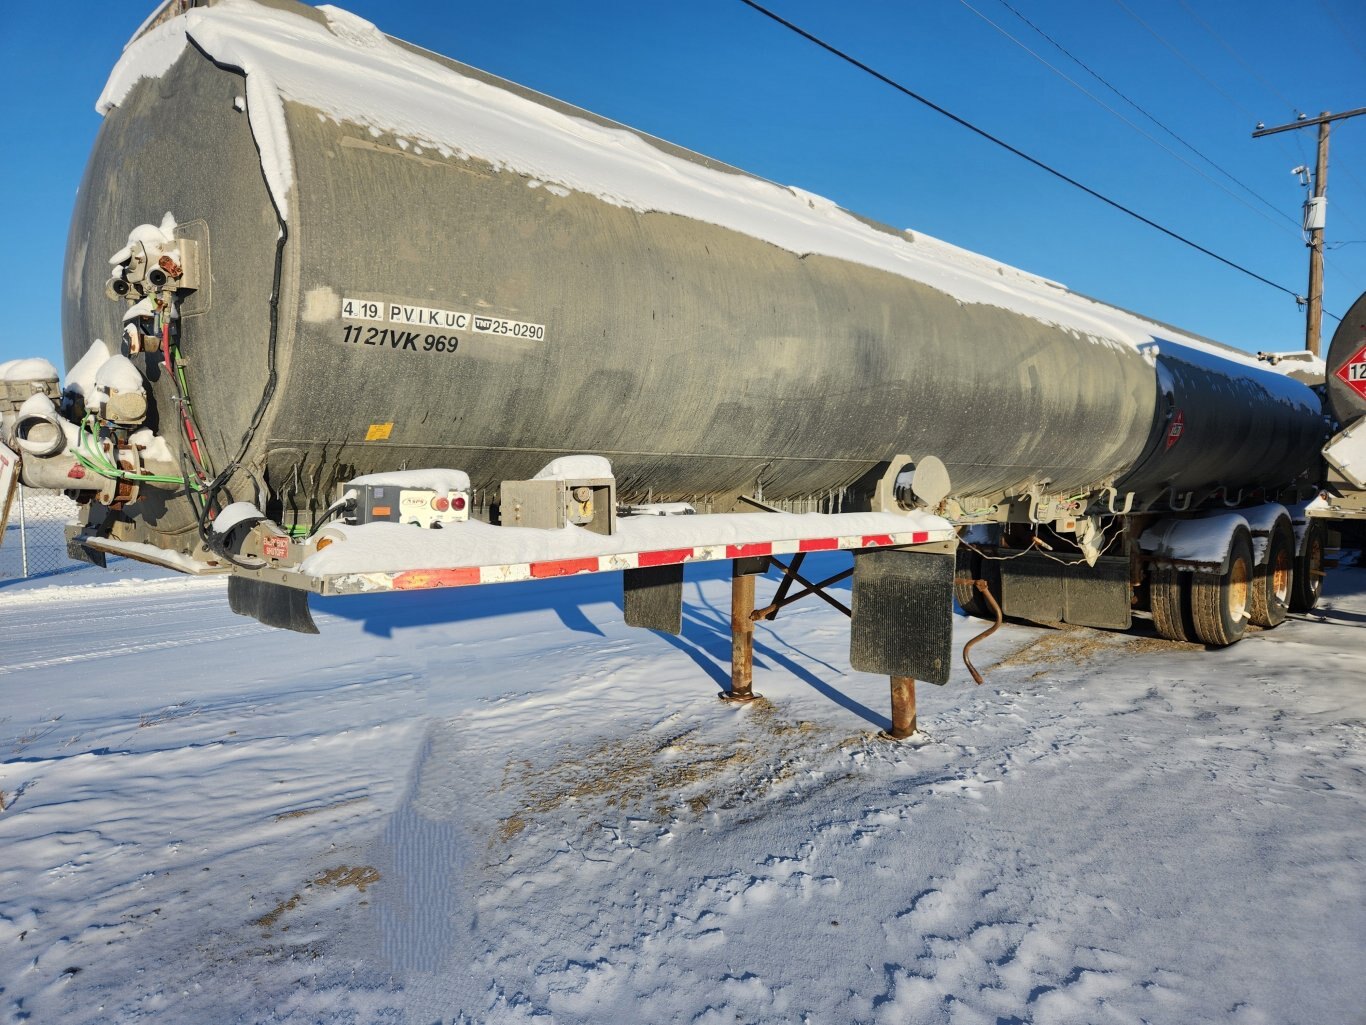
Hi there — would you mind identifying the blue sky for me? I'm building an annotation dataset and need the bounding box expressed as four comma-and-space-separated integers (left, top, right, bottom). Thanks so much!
2, 0, 1363, 368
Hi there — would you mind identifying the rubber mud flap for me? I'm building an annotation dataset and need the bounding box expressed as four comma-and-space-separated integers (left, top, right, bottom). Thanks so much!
1064, 555, 1131, 630
623, 564, 684, 635
850, 549, 954, 685
66, 539, 108, 568
228, 575, 319, 634
999, 554, 1066, 624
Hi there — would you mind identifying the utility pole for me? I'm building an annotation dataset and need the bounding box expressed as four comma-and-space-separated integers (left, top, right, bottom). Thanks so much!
1253, 105, 1366, 357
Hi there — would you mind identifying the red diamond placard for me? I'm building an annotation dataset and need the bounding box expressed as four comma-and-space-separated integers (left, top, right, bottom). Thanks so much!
1165, 409, 1185, 450
1336, 343, 1366, 399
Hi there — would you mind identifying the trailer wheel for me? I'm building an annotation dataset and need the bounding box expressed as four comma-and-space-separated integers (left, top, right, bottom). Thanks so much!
953, 547, 1000, 620
1289, 520, 1326, 612
1150, 565, 1195, 642
1250, 519, 1294, 628
1191, 529, 1253, 646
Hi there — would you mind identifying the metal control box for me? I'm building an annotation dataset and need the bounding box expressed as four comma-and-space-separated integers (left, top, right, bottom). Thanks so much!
345, 483, 471, 528
500, 477, 617, 535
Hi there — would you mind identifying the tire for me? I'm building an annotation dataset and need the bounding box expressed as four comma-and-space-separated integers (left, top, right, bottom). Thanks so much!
954, 547, 984, 616
1290, 520, 1327, 612
1250, 519, 1294, 628
954, 547, 1001, 619
1191, 529, 1253, 646
1150, 565, 1195, 642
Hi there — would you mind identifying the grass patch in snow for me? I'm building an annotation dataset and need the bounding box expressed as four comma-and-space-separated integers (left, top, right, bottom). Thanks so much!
991, 622, 1201, 678
253, 864, 382, 933
493, 699, 847, 842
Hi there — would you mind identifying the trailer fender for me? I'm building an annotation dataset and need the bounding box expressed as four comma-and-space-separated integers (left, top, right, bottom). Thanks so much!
1236, 503, 1293, 565
1139, 514, 1251, 573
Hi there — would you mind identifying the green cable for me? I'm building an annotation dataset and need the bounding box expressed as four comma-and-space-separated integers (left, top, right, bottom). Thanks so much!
169, 342, 214, 477
73, 415, 202, 489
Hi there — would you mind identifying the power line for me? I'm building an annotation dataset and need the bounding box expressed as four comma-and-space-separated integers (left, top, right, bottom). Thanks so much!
735, 0, 1307, 305
1170, 0, 1366, 237
997, 0, 1364, 292
1174, 0, 1300, 117
1111, 0, 1262, 123
962, 0, 1301, 234
1112, 0, 1312, 169
1316, 0, 1366, 65
1326, 134, 1366, 236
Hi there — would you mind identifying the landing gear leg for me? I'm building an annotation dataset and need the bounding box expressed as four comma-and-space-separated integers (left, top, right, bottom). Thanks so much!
722, 562, 759, 703
879, 676, 918, 741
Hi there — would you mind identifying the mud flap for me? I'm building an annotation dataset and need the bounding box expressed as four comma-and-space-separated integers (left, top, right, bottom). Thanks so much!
66, 538, 108, 568
623, 564, 684, 635
1064, 556, 1131, 630
999, 553, 1131, 629
228, 575, 319, 634
850, 549, 954, 685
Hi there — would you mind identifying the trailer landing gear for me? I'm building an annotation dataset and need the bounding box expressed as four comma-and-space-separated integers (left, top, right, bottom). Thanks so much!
723, 548, 957, 742
879, 676, 918, 741
721, 563, 760, 703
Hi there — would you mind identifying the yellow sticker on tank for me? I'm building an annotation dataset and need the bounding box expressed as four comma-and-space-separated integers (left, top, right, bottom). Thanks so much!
365, 422, 394, 441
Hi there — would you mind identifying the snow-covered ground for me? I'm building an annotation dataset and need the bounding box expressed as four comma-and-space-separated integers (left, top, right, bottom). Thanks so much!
1, 553, 1362, 1024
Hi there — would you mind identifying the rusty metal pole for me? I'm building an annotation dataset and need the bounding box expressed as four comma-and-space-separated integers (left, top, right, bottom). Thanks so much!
724, 562, 758, 702
883, 676, 917, 740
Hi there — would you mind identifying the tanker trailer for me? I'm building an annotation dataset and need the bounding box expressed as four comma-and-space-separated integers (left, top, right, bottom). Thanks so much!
0, 0, 1332, 735
1317, 291, 1366, 525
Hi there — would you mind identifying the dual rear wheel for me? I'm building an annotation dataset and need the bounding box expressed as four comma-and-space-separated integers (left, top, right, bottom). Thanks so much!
1190, 530, 1254, 646
1290, 520, 1327, 613
1150, 530, 1254, 646
1152, 519, 1319, 647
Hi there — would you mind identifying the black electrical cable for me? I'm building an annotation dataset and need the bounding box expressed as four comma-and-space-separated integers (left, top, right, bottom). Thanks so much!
735, 0, 1309, 305
304, 494, 357, 540
195, 221, 287, 549
185, 40, 288, 551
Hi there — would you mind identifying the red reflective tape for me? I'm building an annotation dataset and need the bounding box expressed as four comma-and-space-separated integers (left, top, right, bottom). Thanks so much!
726, 542, 773, 559
637, 548, 694, 567
911, 531, 929, 544
392, 567, 481, 590
798, 537, 839, 552
531, 557, 600, 579
861, 534, 895, 547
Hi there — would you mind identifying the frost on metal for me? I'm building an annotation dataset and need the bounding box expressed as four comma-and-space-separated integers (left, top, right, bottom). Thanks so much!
302, 509, 952, 579
1139, 515, 1250, 568
346, 468, 473, 493
532, 455, 614, 481
97, 0, 1287, 368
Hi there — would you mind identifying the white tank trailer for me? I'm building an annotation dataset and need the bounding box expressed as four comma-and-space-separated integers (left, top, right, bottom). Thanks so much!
0, 0, 1357, 734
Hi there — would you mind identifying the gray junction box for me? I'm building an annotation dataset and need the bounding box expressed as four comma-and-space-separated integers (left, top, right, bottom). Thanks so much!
499, 477, 617, 535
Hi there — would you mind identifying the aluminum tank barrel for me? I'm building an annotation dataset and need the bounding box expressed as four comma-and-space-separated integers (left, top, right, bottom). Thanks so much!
64, 0, 1323, 532
1117, 340, 1326, 500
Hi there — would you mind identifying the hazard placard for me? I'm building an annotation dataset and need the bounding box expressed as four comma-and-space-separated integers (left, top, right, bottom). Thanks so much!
1335, 343, 1366, 400
1165, 409, 1185, 450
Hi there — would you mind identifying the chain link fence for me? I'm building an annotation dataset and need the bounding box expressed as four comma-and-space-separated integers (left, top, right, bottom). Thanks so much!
1, 487, 83, 580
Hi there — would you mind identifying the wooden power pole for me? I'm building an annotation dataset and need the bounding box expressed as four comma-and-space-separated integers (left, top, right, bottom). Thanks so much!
1254, 105, 1366, 357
